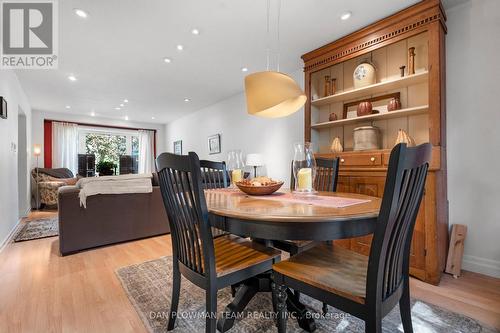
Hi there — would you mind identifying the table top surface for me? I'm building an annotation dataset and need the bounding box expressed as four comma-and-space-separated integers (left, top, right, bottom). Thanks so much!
206, 190, 381, 223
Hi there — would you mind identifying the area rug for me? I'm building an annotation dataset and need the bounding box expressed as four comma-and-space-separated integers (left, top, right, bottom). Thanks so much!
14, 217, 58, 242
116, 256, 497, 333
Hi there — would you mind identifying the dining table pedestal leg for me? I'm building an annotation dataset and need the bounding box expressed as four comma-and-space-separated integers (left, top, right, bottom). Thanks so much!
216, 273, 316, 333
286, 289, 317, 332
217, 276, 263, 332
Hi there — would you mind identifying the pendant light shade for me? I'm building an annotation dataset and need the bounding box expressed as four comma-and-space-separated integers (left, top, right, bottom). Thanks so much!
244, 71, 306, 118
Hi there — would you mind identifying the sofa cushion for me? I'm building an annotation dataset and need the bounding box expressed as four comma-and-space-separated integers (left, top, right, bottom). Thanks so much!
33, 168, 74, 179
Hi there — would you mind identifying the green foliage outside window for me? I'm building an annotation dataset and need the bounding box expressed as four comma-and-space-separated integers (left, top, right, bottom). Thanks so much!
131, 136, 139, 157
85, 133, 127, 170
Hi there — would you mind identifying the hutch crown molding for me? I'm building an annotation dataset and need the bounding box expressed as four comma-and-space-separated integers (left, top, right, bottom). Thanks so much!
302, 0, 448, 284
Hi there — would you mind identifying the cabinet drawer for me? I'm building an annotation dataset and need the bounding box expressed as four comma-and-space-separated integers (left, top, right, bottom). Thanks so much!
338, 153, 382, 167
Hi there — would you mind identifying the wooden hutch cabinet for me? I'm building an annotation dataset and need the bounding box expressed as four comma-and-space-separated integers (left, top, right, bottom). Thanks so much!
301, 0, 448, 284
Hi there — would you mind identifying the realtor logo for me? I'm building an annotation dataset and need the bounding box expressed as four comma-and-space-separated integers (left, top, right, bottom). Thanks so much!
1, 0, 58, 69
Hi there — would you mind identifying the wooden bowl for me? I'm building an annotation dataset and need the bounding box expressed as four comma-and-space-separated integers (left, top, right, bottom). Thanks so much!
235, 181, 284, 196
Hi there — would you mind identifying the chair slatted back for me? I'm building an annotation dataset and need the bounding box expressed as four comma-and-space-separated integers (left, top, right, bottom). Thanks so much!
200, 160, 228, 238
290, 157, 340, 192
367, 143, 431, 301
314, 158, 340, 192
156, 152, 215, 277
200, 160, 228, 189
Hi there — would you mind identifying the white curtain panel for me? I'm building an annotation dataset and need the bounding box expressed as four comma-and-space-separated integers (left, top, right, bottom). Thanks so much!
138, 130, 155, 174
52, 122, 79, 175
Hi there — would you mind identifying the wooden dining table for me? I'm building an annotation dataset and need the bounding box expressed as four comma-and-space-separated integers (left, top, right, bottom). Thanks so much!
206, 189, 381, 332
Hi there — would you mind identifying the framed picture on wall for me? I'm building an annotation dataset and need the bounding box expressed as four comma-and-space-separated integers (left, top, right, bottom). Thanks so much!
208, 134, 221, 155
173, 140, 182, 155
0, 97, 7, 119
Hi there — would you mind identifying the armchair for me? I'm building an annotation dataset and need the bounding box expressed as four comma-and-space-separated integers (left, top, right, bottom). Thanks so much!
32, 168, 77, 208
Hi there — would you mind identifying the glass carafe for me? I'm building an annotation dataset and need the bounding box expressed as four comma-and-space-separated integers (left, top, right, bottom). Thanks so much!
292, 142, 317, 194
227, 150, 245, 187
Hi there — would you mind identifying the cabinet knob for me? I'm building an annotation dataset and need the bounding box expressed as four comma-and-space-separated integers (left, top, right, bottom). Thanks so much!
370, 157, 376, 162
340, 158, 345, 163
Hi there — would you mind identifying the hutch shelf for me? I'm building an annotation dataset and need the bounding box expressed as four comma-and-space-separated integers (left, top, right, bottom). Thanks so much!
302, 0, 448, 284
311, 71, 429, 107
311, 105, 429, 129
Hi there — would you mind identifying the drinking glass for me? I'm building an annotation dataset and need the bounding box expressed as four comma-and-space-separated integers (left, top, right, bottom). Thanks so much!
292, 142, 317, 194
227, 150, 245, 187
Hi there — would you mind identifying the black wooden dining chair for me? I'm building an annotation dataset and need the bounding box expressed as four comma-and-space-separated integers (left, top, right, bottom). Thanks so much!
156, 152, 281, 333
200, 160, 230, 239
272, 143, 431, 333
200, 160, 229, 189
273, 157, 340, 256
290, 157, 340, 193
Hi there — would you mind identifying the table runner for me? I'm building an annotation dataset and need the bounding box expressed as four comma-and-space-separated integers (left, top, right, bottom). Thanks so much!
206, 188, 370, 208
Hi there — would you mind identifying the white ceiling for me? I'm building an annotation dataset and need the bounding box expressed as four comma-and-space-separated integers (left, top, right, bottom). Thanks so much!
15, 0, 421, 124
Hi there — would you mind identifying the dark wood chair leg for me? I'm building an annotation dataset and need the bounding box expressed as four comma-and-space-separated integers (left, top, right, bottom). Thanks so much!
365, 311, 382, 333
293, 290, 301, 302
206, 286, 217, 333
272, 281, 288, 333
399, 278, 414, 333
231, 284, 238, 297
167, 260, 181, 331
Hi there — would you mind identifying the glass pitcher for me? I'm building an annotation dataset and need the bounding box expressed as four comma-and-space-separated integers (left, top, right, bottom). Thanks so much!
292, 142, 317, 194
227, 150, 245, 187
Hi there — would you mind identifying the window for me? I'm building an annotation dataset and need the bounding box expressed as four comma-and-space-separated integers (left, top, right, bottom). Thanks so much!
78, 126, 139, 175
131, 135, 139, 157
85, 133, 127, 168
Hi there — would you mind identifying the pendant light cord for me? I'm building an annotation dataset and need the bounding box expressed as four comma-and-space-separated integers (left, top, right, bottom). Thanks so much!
276, 0, 281, 72
265, 0, 282, 72
266, 0, 270, 71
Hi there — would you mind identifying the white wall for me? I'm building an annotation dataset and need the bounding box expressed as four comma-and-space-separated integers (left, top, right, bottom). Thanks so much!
0, 70, 32, 247
446, 0, 500, 277
165, 70, 304, 184
31, 110, 166, 169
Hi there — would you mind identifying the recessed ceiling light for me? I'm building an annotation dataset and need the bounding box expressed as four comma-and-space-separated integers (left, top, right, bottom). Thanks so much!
90, 111, 95, 117
125, 116, 129, 121
176, 44, 184, 51
241, 67, 248, 72
115, 107, 121, 110
68, 75, 77, 81
123, 99, 128, 103
120, 103, 124, 107
184, 98, 190, 102
65, 105, 71, 109
151, 116, 155, 120
191, 28, 200, 35
74, 9, 88, 18
340, 11, 352, 20
163, 57, 172, 63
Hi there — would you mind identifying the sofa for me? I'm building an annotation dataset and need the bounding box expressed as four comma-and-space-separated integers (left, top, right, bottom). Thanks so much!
57, 175, 170, 255
32, 168, 78, 208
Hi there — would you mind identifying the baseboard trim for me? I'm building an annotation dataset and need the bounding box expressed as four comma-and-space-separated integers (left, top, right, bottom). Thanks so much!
20, 207, 31, 219
0, 217, 24, 254
462, 254, 500, 278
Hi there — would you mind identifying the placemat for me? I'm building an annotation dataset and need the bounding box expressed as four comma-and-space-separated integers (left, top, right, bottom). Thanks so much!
206, 189, 370, 208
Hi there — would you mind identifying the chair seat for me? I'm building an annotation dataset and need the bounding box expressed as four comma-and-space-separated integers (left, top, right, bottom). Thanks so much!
214, 235, 281, 277
273, 244, 368, 304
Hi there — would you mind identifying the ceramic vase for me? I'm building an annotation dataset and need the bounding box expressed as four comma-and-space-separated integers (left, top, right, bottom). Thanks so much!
388, 97, 402, 111
330, 137, 343, 153
394, 129, 415, 147
357, 101, 373, 116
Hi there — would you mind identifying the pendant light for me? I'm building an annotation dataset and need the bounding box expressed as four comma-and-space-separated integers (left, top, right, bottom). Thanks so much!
244, 0, 306, 118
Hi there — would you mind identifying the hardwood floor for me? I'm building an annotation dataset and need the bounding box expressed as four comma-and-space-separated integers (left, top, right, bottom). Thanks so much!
0, 211, 499, 332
